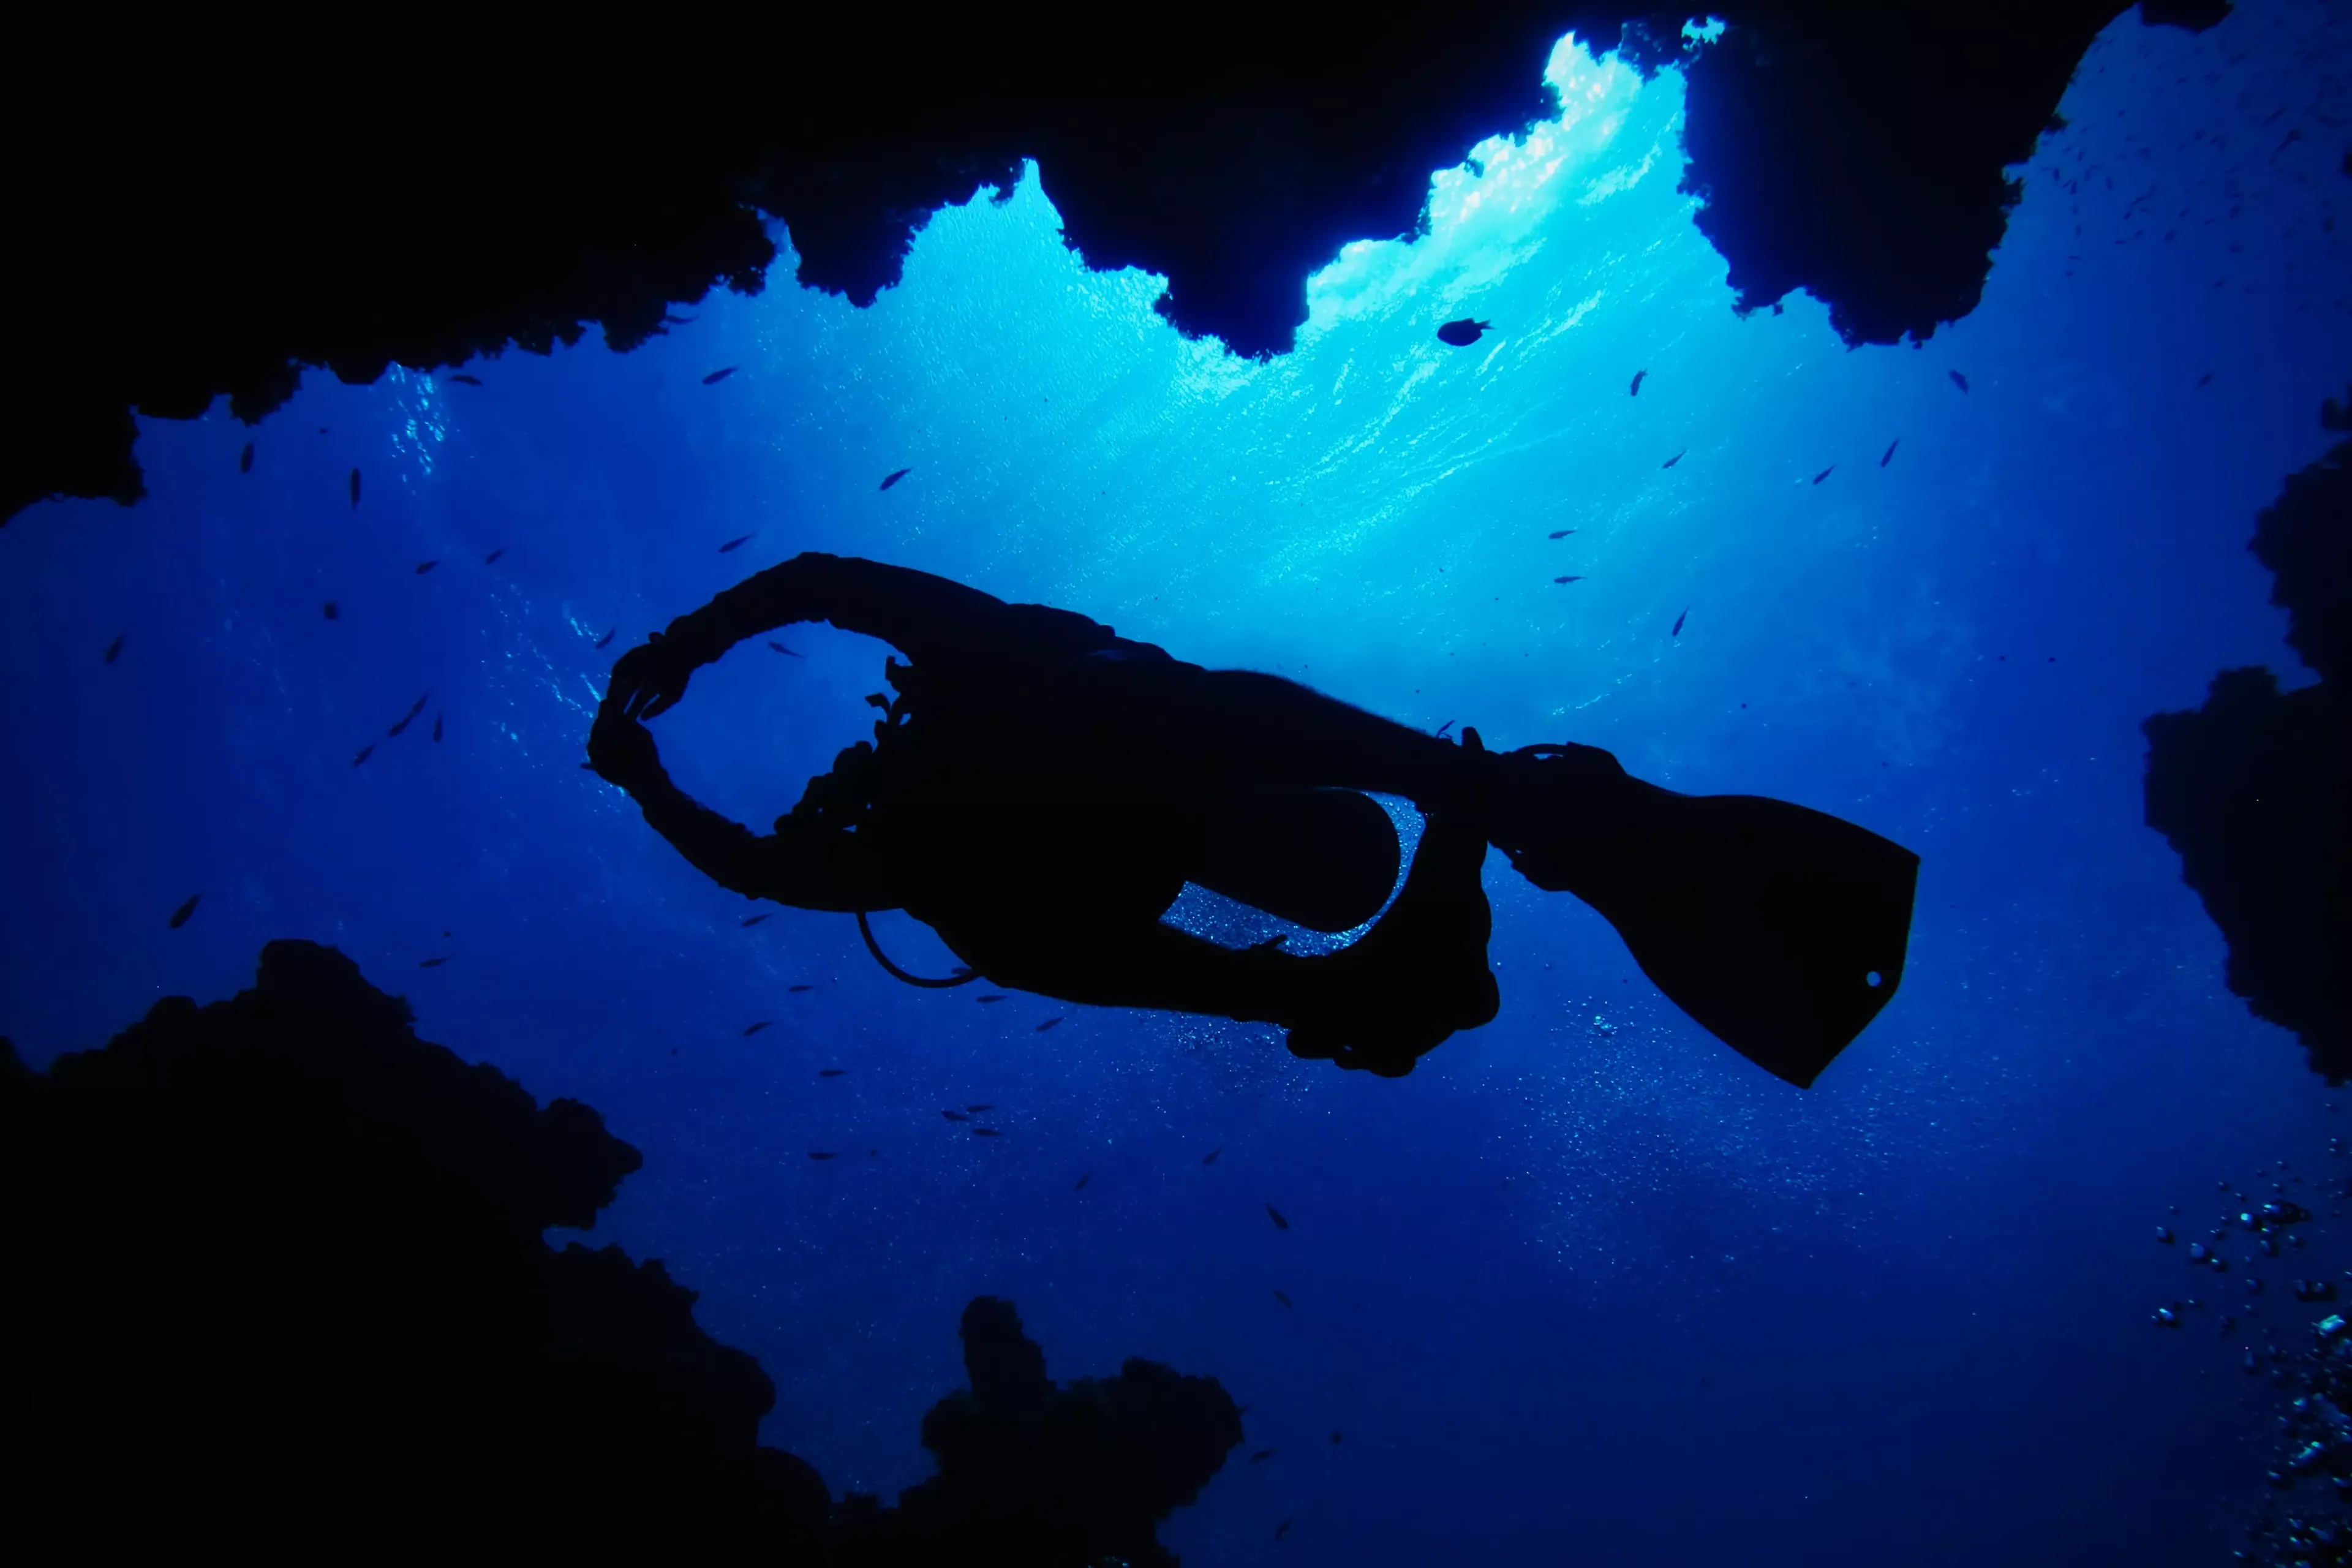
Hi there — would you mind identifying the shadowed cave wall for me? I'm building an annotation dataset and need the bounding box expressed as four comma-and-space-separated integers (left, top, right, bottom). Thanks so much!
2, 1, 2226, 523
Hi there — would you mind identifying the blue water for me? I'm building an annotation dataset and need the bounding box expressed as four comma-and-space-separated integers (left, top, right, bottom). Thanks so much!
7, 12, 2352, 1563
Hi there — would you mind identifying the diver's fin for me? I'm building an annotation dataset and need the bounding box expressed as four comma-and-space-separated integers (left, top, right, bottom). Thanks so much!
1522, 791, 1918, 1087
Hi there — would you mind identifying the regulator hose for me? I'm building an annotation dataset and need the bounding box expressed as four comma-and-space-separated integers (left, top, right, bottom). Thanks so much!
857, 910, 982, 989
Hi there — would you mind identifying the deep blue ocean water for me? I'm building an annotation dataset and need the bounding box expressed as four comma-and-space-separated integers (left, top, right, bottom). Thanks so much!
6, 10, 2352, 1564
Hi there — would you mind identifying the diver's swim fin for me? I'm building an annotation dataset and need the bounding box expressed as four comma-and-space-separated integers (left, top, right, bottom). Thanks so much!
1511, 784, 1918, 1087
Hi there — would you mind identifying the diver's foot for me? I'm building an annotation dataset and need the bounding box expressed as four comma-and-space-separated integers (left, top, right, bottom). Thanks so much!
1280, 807, 1499, 1077
1477, 737, 1674, 896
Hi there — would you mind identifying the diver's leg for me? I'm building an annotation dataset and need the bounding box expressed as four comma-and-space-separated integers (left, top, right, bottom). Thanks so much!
1117, 666, 1480, 807
1109, 664, 1657, 886
1110, 665, 1649, 843
1086, 663, 1918, 1087
943, 809, 1500, 1077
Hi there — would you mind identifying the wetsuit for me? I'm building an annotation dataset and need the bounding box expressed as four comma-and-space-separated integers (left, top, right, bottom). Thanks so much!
590, 553, 1507, 1074
591, 553, 1920, 1085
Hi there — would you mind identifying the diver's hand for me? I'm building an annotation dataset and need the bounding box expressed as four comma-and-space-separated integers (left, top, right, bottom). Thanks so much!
607, 633, 698, 720
587, 702, 666, 793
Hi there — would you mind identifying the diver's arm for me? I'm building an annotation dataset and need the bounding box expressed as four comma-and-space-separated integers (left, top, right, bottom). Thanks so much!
628, 772, 884, 913
941, 919, 1458, 1078
612, 552, 1119, 722
933, 806, 1496, 1077
660, 552, 1015, 668
589, 702, 888, 912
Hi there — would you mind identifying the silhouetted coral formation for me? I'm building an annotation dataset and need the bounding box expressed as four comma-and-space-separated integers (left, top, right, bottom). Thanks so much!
835, 1298, 1245, 1568
1677, 1, 2220, 345
2144, 390, 2351, 1080
0, 941, 1238, 1566
3, 2, 2226, 523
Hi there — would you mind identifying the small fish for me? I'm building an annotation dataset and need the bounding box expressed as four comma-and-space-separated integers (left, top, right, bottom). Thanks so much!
415, 560, 438, 576
1267, 1202, 1289, 1230
702, 366, 737, 385
742, 913, 772, 927
1547, 529, 1575, 539
663, 313, 696, 325
1629, 369, 1647, 396
1203, 1148, 1223, 1166
103, 634, 124, 664
1250, 1448, 1278, 1463
349, 469, 361, 508
809, 1151, 839, 1161
1671, 607, 1688, 638
943, 1110, 971, 1121
973, 1126, 1003, 1137
1433, 720, 1455, 738
787, 983, 814, 993
1880, 437, 1900, 467
1035, 1017, 1065, 1032
388, 693, 431, 737
2196, 371, 2214, 388
450, 373, 483, 386
353, 742, 380, 767
1948, 369, 1969, 393
1434, 317, 1491, 347
593, 627, 617, 649
880, 467, 911, 491
1811, 466, 1834, 484
1273, 1289, 1293, 1310
977, 994, 1008, 1005
1662, 450, 1685, 469
323, 601, 339, 620
1553, 575, 1584, 585
819, 1068, 845, 1077
239, 441, 254, 474
1275, 1520, 1292, 1542
419, 957, 448, 968
431, 712, 443, 742
967, 1104, 992, 1114
768, 641, 801, 656
718, 533, 753, 553
484, 548, 504, 565
1074, 1169, 1093, 1191
168, 893, 202, 929
1330, 1430, 1344, 1445
743, 1020, 774, 1036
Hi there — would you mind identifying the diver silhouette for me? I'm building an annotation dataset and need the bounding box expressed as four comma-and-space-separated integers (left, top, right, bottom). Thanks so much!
590, 554, 1918, 1085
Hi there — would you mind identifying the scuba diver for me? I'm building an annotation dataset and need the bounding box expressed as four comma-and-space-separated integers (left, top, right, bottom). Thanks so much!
589, 552, 1918, 1085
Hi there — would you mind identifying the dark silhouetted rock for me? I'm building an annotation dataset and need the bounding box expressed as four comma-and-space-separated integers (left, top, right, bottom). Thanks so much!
0, 940, 1242, 1566
1679, 2, 2226, 345
4, 2, 2228, 524
0, 940, 826, 1564
2144, 390, 2351, 1080
2259, 394, 2352, 690
835, 1297, 1243, 1568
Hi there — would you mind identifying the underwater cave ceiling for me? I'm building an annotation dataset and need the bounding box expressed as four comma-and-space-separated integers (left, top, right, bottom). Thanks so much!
0, 0, 2228, 524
